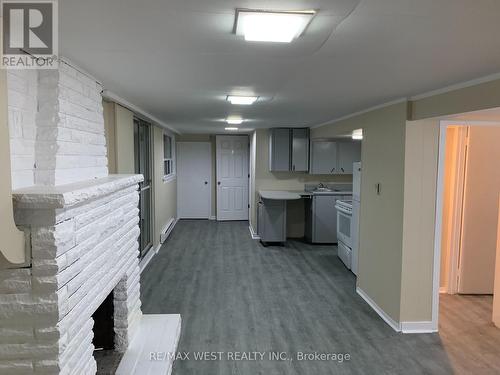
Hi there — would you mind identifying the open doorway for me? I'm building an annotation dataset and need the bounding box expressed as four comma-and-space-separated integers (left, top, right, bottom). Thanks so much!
435, 120, 500, 331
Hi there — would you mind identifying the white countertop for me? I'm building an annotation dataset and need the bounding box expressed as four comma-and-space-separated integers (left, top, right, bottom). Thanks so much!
259, 189, 352, 200
259, 190, 302, 200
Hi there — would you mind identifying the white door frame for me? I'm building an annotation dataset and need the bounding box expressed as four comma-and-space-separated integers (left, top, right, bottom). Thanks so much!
441, 126, 468, 295
432, 120, 500, 330
177, 141, 212, 219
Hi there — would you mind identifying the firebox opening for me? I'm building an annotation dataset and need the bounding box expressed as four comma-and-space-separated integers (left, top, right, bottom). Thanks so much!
92, 290, 124, 374
92, 291, 115, 350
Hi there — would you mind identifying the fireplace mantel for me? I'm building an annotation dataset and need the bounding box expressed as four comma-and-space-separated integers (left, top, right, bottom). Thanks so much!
13, 175, 143, 209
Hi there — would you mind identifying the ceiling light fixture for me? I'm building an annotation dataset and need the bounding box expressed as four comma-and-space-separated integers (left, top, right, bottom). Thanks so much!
227, 95, 259, 105
226, 116, 243, 125
352, 129, 363, 140
225, 127, 239, 131
235, 9, 315, 43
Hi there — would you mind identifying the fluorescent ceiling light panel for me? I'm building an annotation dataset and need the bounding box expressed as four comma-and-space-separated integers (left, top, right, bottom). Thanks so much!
352, 129, 363, 140
226, 116, 243, 125
227, 95, 258, 105
235, 9, 315, 43
225, 127, 239, 131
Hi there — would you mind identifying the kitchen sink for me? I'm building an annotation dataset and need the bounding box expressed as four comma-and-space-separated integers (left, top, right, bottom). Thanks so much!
313, 187, 332, 192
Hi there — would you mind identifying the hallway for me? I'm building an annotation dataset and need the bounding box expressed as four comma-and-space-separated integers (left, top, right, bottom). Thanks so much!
141, 220, 454, 374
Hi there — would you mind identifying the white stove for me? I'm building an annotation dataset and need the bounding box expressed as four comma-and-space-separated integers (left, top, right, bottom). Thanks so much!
335, 199, 354, 270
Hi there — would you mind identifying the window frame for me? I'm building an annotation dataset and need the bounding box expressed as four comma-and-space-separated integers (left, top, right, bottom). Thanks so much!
162, 132, 176, 183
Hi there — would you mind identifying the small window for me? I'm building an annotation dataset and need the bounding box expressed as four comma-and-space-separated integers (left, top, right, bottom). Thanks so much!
163, 133, 175, 180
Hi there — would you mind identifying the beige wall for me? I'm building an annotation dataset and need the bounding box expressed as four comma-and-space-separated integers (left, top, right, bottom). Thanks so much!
253, 128, 352, 238
410, 79, 500, 121
313, 102, 408, 322
398, 78, 500, 323
0, 70, 26, 266
458, 126, 500, 293
103, 101, 135, 174
114, 104, 136, 174
153, 126, 177, 248
400, 119, 439, 322
103, 101, 177, 252
176, 134, 217, 218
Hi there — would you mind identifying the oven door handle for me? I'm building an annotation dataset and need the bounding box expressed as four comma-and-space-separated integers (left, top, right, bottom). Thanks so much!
335, 205, 352, 215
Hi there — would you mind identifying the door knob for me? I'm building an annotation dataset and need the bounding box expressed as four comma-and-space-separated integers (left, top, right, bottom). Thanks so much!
217, 181, 221, 185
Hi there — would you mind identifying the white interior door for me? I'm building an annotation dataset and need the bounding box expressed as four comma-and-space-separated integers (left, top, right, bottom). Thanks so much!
458, 125, 500, 294
216, 135, 249, 221
177, 142, 211, 219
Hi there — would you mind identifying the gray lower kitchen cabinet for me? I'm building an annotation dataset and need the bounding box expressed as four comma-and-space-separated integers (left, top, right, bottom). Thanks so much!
269, 128, 309, 172
291, 128, 309, 172
269, 128, 291, 172
305, 194, 348, 243
310, 140, 338, 174
337, 141, 361, 174
258, 198, 287, 243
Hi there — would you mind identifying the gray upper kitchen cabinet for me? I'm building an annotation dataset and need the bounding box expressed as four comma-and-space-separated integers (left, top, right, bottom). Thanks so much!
291, 128, 309, 172
269, 128, 309, 172
310, 139, 361, 175
337, 141, 361, 174
269, 128, 291, 171
310, 140, 338, 174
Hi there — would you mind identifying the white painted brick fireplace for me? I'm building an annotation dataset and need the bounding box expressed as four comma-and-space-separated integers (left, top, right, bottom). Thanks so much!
7, 175, 143, 374
0, 61, 152, 374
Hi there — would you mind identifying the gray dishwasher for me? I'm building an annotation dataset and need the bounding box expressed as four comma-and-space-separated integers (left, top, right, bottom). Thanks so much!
305, 194, 346, 244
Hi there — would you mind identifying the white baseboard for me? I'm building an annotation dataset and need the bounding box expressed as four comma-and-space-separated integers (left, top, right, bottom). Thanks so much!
140, 218, 178, 273
356, 287, 401, 332
248, 224, 260, 240
209, 216, 216, 220
401, 321, 437, 334
140, 244, 160, 273
439, 287, 447, 294
160, 218, 178, 244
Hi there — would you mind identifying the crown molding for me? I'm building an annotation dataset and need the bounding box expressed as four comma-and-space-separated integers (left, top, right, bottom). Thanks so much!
102, 90, 179, 135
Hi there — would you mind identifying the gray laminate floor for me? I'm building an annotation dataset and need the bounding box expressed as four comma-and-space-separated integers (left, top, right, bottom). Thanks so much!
140, 220, 499, 375
439, 294, 500, 374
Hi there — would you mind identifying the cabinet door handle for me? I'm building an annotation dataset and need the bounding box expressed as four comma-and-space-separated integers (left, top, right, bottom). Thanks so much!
217, 181, 221, 185
204, 181, 208, 185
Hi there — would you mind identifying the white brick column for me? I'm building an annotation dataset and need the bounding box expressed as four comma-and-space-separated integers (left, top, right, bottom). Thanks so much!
35, 63, 108, 186
7, 62, 108, 190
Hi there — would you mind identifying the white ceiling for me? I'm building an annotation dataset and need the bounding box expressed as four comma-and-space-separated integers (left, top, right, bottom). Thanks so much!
60, 0, 500, 133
